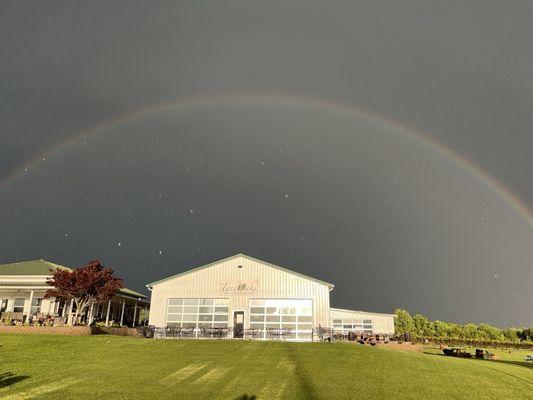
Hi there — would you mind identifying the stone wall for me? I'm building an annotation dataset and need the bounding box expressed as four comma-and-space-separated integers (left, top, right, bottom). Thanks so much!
100, 327, 141, 337
0, 325, 104, 336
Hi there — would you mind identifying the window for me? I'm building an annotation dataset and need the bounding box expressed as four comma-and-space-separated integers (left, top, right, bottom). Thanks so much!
0, 299, 7, 313
166, 298, 229, 330
13, 298, 25, 313
56, 301, 66, 316
30, 298, 43, 314
331, 317, 373, 334
249, 299, 313, 340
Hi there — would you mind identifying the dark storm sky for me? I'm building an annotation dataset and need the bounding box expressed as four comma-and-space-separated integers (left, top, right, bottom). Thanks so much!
1, 1, 532, 327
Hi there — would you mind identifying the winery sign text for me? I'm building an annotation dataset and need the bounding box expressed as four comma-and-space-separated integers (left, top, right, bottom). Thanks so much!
220, 280, 259, 293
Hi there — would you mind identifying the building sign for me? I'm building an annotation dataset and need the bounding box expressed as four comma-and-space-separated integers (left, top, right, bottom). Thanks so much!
220, 280, 259, 293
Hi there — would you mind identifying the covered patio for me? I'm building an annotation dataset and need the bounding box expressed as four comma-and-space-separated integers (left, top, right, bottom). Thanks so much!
0, 259, 149, 327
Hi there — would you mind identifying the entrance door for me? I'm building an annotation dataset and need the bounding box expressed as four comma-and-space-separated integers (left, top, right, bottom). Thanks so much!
233, 311, 244, 338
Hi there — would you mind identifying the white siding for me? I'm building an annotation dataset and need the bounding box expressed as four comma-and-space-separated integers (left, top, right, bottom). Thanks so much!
330, 308, 395, 335
148, 255, 332, 330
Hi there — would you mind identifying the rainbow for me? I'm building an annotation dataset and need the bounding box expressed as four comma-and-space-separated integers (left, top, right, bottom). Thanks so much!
2, 91, 532, 228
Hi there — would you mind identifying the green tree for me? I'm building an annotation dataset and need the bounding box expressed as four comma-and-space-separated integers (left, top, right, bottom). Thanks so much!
394, 308, 414, 335
392, 308, 527, 344
462, 323, 479, 340
448, 323, 462, 339
432, 320, 449, 339
518, 328, 533, 341
477, 323, 503, 341
501, 328, 519, 343
413, 314, 431, 337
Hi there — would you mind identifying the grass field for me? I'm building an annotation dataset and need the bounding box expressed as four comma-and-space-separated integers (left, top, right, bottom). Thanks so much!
0, 335, 532, 399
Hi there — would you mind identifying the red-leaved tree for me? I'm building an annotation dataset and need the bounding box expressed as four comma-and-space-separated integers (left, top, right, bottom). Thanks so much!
45, 260, 123, 326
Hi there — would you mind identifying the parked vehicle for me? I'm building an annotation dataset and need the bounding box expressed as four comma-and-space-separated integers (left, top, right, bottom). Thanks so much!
443, 347, 472, 358
475, 349, 495, 360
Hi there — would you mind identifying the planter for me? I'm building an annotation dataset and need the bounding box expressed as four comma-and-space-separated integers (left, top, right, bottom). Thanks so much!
100, 326, 142, 337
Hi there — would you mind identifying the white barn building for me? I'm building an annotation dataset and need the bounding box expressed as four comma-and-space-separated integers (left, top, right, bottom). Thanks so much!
147, 254, 395, 341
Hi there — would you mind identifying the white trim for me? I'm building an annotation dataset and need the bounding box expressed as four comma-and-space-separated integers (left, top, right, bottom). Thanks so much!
330, 307, 396, 318
105, 300, 111, 326
0, 286, 50, 290
120, 300, 125, 326
133, 301, 138, 327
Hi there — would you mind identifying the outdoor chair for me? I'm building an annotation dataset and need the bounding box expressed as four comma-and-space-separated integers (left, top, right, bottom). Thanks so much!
199, 327, 210, 339
180, 327, 195, 339
10, 312, 23, 324
220, 328, 231, 339
154, 327, 166, 339
144, 325, 155, 338
245, 328, 261, 340
313, 327, 333, 342
281, 328, 292, 340
267, 327, 284, 340
230, 324, 246, 339
164, 326, 171, 338
210, 328, 226, 339
0, 312, 10, 324
166, 325, 181, 339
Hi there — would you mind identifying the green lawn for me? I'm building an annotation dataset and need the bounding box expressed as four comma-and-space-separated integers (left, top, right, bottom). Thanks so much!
0, 335, 532, 399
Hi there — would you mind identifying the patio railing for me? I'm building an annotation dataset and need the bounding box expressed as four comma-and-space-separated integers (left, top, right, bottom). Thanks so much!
143, 326, 297, 340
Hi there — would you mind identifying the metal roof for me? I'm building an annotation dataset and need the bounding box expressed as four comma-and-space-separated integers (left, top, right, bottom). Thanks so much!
0, 259, 147, 299
330, 307, 397, 318
147, 253, 335, 289
0, 259, 71, 275
117, 287, 148, 300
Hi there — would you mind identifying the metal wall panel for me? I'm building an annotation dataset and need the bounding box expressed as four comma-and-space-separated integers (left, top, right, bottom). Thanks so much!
330, 308, 395, 335
148, 255, 332, 329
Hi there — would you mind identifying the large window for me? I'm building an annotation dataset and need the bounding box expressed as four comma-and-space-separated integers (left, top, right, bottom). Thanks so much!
55, 301, 66, 316
249, 299, 313, 340
0, 299, 7, 313
13, 298, 25, 313
332, 318, 373, 334
30, 298, 43, 314
166, 298, 229, 329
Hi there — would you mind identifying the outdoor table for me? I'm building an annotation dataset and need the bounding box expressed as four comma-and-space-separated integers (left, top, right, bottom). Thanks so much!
210, 328, 226, 338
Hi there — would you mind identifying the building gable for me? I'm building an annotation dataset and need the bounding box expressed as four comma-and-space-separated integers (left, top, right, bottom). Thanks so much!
146, 253, 334, 289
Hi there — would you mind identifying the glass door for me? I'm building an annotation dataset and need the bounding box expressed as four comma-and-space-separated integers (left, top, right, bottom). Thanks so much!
233, 311, 244, 338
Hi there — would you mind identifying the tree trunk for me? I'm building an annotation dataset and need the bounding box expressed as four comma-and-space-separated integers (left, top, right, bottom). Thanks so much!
73, 308, 80, 326
88, 303, 94, 326
68, 306, 74, 326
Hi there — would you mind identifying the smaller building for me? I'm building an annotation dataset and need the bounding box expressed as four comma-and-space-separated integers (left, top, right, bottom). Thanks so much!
0, 259, 149, 327
330, 307, 395, 336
